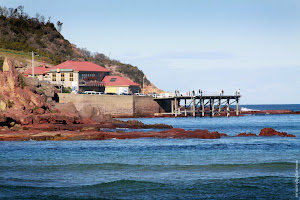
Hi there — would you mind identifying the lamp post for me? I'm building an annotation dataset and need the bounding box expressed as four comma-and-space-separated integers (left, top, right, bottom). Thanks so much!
31, 51, 39, 78
142, 76, 145, 95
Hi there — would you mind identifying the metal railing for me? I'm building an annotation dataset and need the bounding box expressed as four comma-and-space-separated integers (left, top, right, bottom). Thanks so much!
152, 91, 241, 99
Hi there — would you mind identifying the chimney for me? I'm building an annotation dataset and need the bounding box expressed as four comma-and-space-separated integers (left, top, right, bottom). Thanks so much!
43, 61, 46, 68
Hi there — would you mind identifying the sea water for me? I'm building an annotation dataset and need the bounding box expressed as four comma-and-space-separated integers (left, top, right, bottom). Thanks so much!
0, 104, 300, 199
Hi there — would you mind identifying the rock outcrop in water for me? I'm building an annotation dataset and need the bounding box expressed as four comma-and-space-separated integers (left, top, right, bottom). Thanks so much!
259, 128, 295, 137
236, 132, 257, 137
0, 128, 222, 141
241, 110, 300, 115
0, 127, 295, 141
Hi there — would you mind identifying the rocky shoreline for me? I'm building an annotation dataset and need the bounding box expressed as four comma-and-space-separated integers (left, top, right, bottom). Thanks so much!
0, 127, 295, 141
240, 109, 300, 115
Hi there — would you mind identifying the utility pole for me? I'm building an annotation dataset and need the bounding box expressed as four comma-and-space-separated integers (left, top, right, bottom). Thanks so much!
31, 51, 39, 78
32, 51, 34, 77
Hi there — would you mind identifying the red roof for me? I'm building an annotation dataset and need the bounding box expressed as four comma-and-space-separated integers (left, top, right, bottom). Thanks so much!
49, 61, 111, 72
102, 76, 140, 86
23, 66, 48, 75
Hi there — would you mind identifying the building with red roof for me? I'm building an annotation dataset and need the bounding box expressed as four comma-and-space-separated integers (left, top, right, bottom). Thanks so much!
102, 76, 140, 94
23, 60, 140, 94
51, 61, 111, 73
23, 61, 50, 81
35, 60, 111, 93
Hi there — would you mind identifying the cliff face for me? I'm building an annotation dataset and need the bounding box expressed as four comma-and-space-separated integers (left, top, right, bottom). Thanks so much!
0, 58, 81, 126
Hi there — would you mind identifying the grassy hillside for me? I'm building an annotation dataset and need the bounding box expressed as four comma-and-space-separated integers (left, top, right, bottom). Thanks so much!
0, 5, 162, 91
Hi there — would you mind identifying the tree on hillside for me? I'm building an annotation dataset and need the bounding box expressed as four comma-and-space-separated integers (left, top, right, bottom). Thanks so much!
17, 5, 24, 17
0, 6, 9, 17
56, 21, 63, 32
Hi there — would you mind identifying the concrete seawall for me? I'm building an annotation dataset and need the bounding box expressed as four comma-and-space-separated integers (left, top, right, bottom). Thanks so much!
58, 94, 163, 117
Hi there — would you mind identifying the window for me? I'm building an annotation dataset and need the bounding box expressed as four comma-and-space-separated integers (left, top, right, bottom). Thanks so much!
81, 73, 96, 81
69, 73, 74, 81
52, 73, 56, 81
110, 78, 117, 82
61, 73, 65, 81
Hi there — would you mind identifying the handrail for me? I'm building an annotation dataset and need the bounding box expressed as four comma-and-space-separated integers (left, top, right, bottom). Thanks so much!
152, 91, 241, 98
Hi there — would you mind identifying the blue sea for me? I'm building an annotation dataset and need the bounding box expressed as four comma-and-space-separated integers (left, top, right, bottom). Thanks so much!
0, 104, 299, 199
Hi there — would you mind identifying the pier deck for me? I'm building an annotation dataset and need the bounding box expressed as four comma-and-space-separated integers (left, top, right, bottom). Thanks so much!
154, 95, 241, 117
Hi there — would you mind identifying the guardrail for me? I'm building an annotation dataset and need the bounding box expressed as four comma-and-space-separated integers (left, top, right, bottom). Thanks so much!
152, 92, 240, 98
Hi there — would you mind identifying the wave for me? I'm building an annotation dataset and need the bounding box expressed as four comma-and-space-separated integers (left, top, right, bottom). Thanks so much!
0, 176, 294, 199
0, 176, 289, 189
0, 161, 295, 172
241, 107, 260, 111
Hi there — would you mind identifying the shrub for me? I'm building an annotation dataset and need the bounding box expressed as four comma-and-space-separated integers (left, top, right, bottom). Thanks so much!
62, 87, 72, 93
19, 74, 27, 89
0, 58, 4, 71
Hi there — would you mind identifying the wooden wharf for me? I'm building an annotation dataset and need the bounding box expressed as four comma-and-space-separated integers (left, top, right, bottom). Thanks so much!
154, 94, 241, 117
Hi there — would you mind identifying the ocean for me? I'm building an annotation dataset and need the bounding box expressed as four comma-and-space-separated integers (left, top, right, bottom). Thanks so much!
0, 104, 299, 199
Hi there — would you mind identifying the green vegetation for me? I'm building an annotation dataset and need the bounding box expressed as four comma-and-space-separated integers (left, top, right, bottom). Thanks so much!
62, 87, 72, 93
0, 58, 3, 71
0, 6, 79, 65
32, 106, 39, 111
0, 5, 151, 86
19, 74, 27, 89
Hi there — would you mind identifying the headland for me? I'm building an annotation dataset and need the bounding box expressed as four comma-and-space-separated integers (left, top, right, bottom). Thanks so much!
0, 58, 297, 141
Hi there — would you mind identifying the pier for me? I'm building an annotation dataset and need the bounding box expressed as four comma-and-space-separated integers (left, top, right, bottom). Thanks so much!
154, 93, 241, 117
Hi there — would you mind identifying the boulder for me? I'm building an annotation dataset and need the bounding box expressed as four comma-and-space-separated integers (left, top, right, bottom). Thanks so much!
10, 124, 23, 131
0, 100, 6, 111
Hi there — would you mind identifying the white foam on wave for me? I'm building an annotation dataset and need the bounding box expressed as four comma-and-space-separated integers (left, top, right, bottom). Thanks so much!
241, 107, 260, 111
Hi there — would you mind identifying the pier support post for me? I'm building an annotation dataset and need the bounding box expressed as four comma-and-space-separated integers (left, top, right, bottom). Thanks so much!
212, 98, 215, 117
236, 98, 239, 116
209, 98, 212, 117
199, 98, 202, 116
226, 99, 230, 117
201, 98, 205, 117
174, 98, 178, 117
218, 98, 221, 116
184, 99, 187, 116
171, 99, 174, 115
192, 97, 196, 117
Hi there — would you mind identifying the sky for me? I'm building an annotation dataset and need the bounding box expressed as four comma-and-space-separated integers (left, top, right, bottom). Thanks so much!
1, 0, 300, 104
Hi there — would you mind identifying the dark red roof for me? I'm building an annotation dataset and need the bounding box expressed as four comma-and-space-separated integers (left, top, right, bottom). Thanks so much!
23, 66, 48, 75
102, 76, 140, 86
49, 61, 111, 72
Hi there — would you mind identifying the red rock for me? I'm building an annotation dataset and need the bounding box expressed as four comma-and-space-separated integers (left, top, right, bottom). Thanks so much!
80, 118, 97, 124
33, 108, 45, 115
236, 132, 257, 136
161, 128, 185, 133
241, 110, 294, 115
158, 128, 220, 139
259, 128, 295, 137
219, 133, 228, 137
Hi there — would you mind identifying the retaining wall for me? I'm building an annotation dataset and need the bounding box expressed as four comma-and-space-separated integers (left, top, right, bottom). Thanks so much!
58, 94, 163, 117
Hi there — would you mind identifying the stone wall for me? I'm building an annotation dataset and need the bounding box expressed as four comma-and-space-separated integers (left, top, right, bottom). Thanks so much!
58, 94, 163, 117
133, 96, 160, 117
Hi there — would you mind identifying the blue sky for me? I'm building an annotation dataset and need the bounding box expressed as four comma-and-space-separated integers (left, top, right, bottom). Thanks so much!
1, 0, 300, 104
